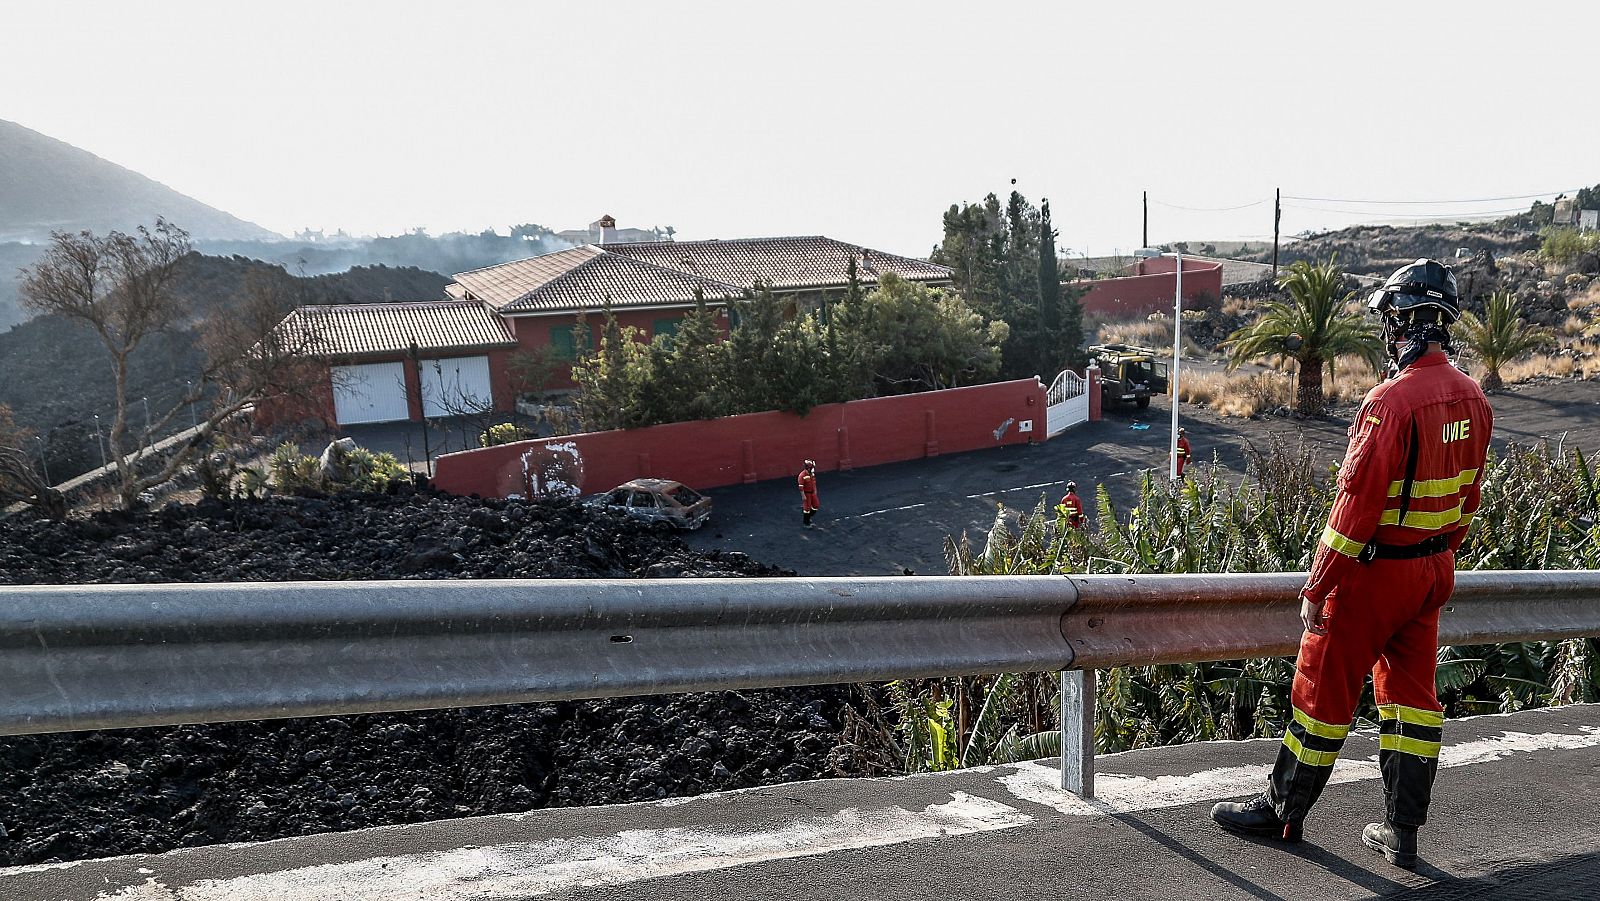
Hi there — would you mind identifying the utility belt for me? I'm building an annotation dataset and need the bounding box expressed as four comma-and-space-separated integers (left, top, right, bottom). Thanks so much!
1357, 533, 1451, 563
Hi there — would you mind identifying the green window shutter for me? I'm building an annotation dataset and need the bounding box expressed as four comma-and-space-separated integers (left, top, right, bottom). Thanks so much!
550, 325, 579, 360
653, 318, 680, 348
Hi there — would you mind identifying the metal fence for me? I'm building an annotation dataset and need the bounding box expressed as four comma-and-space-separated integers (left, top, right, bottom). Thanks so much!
5, 571, 1600, 798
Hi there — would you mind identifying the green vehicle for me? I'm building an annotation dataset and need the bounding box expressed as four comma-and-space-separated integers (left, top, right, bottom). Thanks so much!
1088, 343, 1170, 410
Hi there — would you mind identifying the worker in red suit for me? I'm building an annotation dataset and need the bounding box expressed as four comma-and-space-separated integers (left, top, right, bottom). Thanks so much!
798, 459, 820, 527
1174, 427, 1193, 478
1211, 259, 1493, 870
1058, 481, 1085, 529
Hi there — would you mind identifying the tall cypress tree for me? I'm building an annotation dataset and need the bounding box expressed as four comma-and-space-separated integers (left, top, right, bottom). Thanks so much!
1038, 200, 1061, 332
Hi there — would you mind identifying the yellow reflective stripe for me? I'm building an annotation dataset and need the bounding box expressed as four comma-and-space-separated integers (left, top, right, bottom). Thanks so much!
1459, 512, 1474, 529
1365, 415, 1383, 426
1386, 468, 1480, 499
1321, 525, 1366, 558
1379, 502, 1464, 530
1293, 707, 1351, 741
1283, 730, 1340, 767
1377, 704, 1444, 728
1380, 733, 1442, 758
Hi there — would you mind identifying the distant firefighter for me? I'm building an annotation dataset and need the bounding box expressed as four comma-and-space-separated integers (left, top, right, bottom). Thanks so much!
797, 459, 820, 527
1058, 480, 1085, 529
1174, 427, 1192, 478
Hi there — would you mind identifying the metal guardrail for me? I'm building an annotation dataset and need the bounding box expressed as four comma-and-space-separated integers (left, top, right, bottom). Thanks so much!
5, 571, 1600, 797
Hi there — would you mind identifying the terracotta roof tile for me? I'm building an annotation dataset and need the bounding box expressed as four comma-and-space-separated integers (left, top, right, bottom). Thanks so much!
277, 300, 516, 358
603, 236, 951, 291
450, 245, 605, 309
445, 236, 953, 316
450, 245, 745, 314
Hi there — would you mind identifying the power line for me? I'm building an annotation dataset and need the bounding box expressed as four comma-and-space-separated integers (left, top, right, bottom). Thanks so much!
1282, 188, 1583, 205
1149, 198, 1271, 212
1281, 203, 1530, 219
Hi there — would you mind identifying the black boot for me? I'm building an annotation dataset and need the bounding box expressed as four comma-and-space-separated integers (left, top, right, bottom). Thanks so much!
1210, 794, 1302, 841
1362, 821, 1418, 869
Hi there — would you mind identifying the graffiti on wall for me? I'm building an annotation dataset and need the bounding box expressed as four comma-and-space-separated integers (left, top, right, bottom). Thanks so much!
521, 441, 585, 498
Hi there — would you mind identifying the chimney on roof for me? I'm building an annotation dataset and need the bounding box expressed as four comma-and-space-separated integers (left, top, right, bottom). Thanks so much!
598, 214, 616, 245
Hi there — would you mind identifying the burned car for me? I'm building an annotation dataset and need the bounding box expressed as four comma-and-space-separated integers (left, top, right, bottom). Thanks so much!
591, 478, 713, 530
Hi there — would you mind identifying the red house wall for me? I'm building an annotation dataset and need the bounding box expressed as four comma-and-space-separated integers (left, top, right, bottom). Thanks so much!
1071, 258, 1224, 319
432, 378, 1048, 499
509, 308, 731, 391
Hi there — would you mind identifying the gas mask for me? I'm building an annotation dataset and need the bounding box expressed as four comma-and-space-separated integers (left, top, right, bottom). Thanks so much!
1382, 309, 1453, 376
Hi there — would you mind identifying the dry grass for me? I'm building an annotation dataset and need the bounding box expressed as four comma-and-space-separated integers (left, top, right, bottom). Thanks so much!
1094, 317, 1212, 359
1565, 315, 1588, 337
1499, 354, 1578, 384
1221, 296, 1253, 317
1569, 282, 1600, 311
1096, 319, 1172, 348
1178, 371, 1290, 417
1177, 355, 1381, 417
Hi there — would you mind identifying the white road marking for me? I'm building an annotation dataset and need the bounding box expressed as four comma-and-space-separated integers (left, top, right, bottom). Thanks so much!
85, 793, 1029, 901
965, 479, 1077, 500
998, 725, 1600, 817
852, 502, 928, 519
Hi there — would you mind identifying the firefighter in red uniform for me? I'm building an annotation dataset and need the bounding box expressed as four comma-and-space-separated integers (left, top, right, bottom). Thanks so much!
798, 459, 820, 527
1174, 428, 1193, 478
1211, 260, 1493, 869
1059, 481, 1085, 529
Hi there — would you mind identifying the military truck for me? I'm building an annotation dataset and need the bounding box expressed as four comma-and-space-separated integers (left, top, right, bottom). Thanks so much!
1088, 343, 1170, 410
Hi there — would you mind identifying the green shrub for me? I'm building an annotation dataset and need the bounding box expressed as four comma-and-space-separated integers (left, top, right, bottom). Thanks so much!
1540, 227, 1600, 265
481, 423, 532, 447
267, 442, 321, 493
887, 437, 1600, 772
338, 446, 408, 493
264, 441, 408, 495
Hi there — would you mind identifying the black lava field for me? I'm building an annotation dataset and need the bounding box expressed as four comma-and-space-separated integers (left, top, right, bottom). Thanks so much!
0, 493, 861, 866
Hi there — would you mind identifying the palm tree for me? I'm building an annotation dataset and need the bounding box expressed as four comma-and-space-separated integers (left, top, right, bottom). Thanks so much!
1224, 257, 1384, 415
1456, 290, 1555, 390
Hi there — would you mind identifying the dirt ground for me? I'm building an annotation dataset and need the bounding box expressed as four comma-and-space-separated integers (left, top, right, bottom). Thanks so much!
685, 378, 1600, 576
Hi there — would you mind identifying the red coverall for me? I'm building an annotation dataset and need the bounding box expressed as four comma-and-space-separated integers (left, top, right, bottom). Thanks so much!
798, 468, 820, 523
1175, 435, 1193, 477
1059, 491, 1085, 529
1269, 352, 1492, 829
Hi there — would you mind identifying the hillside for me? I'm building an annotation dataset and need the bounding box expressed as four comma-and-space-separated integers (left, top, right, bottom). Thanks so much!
0, 119, 280, 243
1237, 221, 1541, 277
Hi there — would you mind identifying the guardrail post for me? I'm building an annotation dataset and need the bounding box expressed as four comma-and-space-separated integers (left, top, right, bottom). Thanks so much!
1059, 669, 1095, 797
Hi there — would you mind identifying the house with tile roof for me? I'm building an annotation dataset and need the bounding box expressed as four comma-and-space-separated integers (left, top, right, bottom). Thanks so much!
265, 236, 952, 427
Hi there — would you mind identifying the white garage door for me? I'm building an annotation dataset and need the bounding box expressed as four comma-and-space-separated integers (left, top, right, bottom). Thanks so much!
332, 361, 411, 425
420, 355, 493, 418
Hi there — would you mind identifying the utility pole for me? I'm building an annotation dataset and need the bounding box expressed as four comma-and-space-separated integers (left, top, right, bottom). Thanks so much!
1170, 250, 1183, 482
1142, 191, 1149, 250
1272, 187, 1281, 280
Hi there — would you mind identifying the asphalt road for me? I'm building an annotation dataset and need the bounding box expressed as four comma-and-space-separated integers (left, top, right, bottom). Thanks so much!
685, 378, 1600, 577
8, 703, 1597, 900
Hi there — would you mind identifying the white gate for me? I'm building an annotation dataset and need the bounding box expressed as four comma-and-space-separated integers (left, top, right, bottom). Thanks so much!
332, 361, 411, 425
1046, 369, 1089, 437
420, 356, 493, 418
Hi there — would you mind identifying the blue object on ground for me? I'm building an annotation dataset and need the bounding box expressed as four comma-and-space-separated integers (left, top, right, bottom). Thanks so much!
1130, 423, 1151, 430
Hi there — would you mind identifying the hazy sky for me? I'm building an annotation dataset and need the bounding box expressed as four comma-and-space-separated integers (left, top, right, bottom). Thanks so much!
3, 1, 1593, 257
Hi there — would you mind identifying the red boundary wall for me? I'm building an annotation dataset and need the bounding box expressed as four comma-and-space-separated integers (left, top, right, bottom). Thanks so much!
1072, 258, 1223, 319
433, 378, 1049, 499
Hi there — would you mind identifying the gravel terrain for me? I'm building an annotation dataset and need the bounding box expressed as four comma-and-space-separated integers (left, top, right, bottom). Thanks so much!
0, 493, 862, 866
